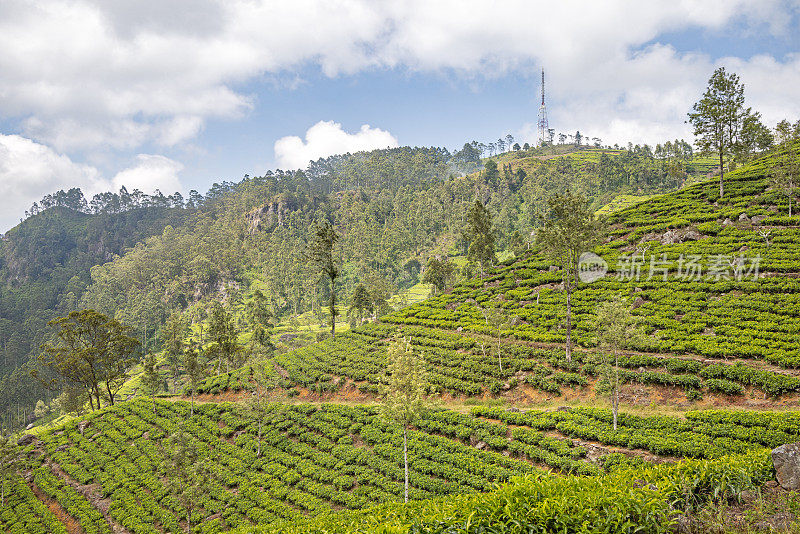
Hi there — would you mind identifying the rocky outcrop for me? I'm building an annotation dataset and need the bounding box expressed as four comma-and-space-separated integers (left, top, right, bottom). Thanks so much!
772, 442, 800, 490
17, 433, 36, 446
246, 194, 299, 233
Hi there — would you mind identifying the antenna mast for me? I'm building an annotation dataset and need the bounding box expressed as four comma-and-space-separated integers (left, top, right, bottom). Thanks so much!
537, 69, 549, 146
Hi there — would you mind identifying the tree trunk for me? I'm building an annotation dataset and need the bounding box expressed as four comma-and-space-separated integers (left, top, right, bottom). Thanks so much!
190, 390, 194, 416
329, 285, 336, 339
613, 349, 619, 431
719, 150, 725, 198
257, 418, 262, 458
403, 427, 409, 503
497, 334, 502, 372
106, 382, 115, 406
565, 279, 572, 362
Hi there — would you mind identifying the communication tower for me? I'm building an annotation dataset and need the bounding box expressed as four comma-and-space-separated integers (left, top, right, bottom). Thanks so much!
537, 69, 549, 146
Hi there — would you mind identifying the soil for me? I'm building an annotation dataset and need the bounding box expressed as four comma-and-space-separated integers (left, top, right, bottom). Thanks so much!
30, 481, 85, 534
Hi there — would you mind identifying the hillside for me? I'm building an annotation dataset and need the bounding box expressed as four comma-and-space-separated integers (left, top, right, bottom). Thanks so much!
200, 143, 800, 408
0, 205, 190, 426
6, 399, 794, 534
4, 145, 800, 534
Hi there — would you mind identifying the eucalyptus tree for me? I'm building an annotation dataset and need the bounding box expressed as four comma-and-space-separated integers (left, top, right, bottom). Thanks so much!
307, 220, 340, 338
380, 338, 430, 503
536, 192, 603, 362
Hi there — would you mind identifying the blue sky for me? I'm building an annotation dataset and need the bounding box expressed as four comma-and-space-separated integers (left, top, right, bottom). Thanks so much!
0, 1, 799, 231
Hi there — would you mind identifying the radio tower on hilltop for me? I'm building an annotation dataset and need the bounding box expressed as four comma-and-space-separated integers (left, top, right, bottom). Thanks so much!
537, 69, 549, 146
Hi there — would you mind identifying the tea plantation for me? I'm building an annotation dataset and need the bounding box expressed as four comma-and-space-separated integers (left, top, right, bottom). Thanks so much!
6, 146, 800, 533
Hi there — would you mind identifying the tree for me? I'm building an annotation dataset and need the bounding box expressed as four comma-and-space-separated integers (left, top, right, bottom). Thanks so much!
464, 199, 496, 276
140, 353, 161, 414
508, 230, 526, 258
35, 310, 140, 410
737, 111, 773, 162
688, 67, 747, 198
0, 434, 20, 505
775, 119, 800, 145
523, 142, 531, 150
513, 142, 521, 151
182, 346, 206, 416
239, 356, 277, 458
379, 338, 429, 503
364, 273, 393, 321
307, 220, 340, 338
34, 399, 49, 419
245, 290, 275, 355
161, 425, 215, 533
348, 284, 372, 326
486, 308, 511, 372
160, 312, 187, 393
207, 302, 243, 374
771, 141, 800, 216
536, 192, 604, 362
422, 257, 455, 295
595, 295, 642, 430
57, 387, 87, 416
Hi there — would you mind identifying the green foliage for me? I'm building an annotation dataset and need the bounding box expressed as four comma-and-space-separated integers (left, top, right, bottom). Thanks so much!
140, 353, 161, 413
307, 220, 341, 338
35, 309, 140, 410
380, 338, 429, 429
161, 312, 188, 393
463, 200, 496, 275
207, 302, 244, 374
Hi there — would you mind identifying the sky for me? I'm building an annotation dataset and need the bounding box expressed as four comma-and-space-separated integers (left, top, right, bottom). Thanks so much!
1, 0, 799, 231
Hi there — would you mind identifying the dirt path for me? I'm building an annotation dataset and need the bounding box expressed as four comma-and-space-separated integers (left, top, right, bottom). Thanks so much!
30, 481, 85, 534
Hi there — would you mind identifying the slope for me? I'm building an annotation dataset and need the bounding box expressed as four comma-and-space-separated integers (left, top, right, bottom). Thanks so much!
200, 143, 800, 407
7, 398, 796, 534
0, 205, 190, 426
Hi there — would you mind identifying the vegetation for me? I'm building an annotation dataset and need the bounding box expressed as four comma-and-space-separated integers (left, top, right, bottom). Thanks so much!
535, 191, 604, 361
5, 69, 800, 532
379, 338, 431, 502
34, 310, 140, 410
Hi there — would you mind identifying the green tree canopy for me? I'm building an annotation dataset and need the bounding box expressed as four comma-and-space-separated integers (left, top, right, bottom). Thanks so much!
688, 67, 748, 198
423, 257, 455, 295
595, 295, 643, 430
307, 220, 340, 338
35, 309, 139, 410
380, 337, 430, 503
207, 302, 243, 374
464, 199, 496, 276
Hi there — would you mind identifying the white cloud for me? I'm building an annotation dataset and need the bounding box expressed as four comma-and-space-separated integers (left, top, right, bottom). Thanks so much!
111, 154, 184, 194
0, 0, 796, 155
0, 134, 107, 230
274, 121, 399, 170
0, 134, 184, 232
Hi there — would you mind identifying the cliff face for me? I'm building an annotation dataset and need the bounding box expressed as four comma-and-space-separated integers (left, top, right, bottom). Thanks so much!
246, 194, 300, 233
